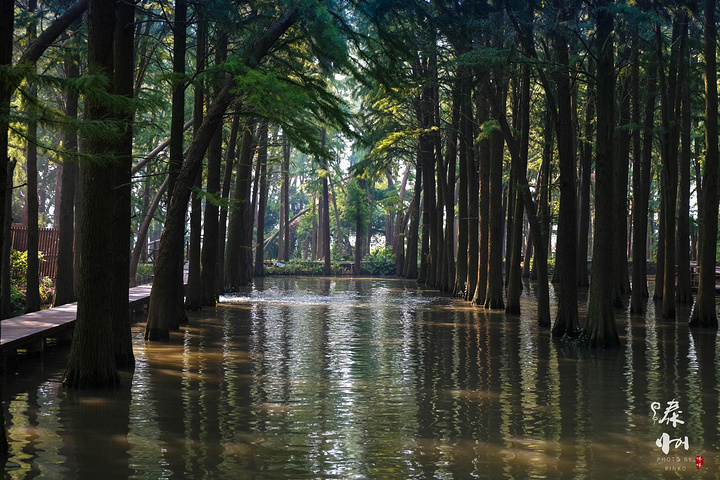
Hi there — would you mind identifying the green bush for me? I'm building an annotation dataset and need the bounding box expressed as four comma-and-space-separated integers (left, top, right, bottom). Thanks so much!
265, 259, 343, 276
365, 246, 396, 276
10, 285, 24, 311
136, 263, 154, 281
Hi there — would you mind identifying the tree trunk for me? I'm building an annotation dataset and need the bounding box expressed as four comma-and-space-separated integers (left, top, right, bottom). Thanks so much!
25, 0, 41, 313
485, 88, 505, 310
630, 40, 655, 313
472, 88, 490, 305
200, 32, 227, 305
224, 120, 256, 290
320, 129, 331, 275
464, 86, 479, 301
582, 0, 620, 348
0, 0, 13, 323
453, 92, 469, 296
255, 121, 269, 276
146, 80, 238, 340
549, 24, 579, 337
613, 66, 632, 305
216, 113, 239, 293
130, 176, 167, 282
185, 14, 205, 311
279, 134, 291, 261
166, 0, 188, 322
54, 51, 80, 306
64, 0, 120, 387
676, 52, 692, 305
577, 60, 594, 287
690, 0, 718, 329
110, 0, 135, 368
404, 164, 421, 279
506, 62, 530, 315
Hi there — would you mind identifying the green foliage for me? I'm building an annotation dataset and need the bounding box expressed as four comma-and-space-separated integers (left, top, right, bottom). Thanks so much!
10, 285, 25, 312
136, 263, 154, 281
365, 245, 395, 276
343, 178, 370, 234
265, 259, 342, 276
11, 249, 28, 280
9, 249, 53, 312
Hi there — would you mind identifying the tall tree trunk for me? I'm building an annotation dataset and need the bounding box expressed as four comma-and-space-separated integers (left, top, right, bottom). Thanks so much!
676, 54, 692, 305
404, 164, 421, 279
216, 113, 239, 293
200, 32, 227, 306
551, 25, 579, 337
659, 17, 687, 319
279, 134, 291, 261
613, 64, 632, 305
54, 50, 80, 306
506, 62, 530, 314
255, 121, 269, 276
464, 86, 479, 301
25, 0, 41, 313
441, 81, 459, 293
577, 60, 594, 287
185, 13, 206, 311
320, 128, 331, 275
630, 41, 655, 313
166, 0, 187, 323
485, 79, 505, 310
582, 0, 620, 348
453, 92, 469, 296
472, 88, 490, 305
0, 0, 14, 324
690, 0, 718, 329
64, 0, 120, 387
110, 0, 135, 368
224, 120, 256, 290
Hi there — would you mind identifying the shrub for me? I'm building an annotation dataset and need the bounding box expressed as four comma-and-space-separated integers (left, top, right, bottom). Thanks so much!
365, 246, 396, 276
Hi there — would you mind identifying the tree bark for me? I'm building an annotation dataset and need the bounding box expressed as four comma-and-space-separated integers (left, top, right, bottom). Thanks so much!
185, 13, 205, 311
110, 0, 135, 368
216, 113, 239, 293
224, 120, 256, 290
577, 60, 594, 287
485, 90, 505, 310
25, 0, 41, 313
582, 0, 620, 348
279, 134, 291, 261
255, 121, 270, 276
690, 0, 719, 329
320, 128, 331, 275
64, 0, 120, 387
404, 163, 421, 279
54, 51, 80, 306
676, 52, 692, 305
630, 44, 656, 313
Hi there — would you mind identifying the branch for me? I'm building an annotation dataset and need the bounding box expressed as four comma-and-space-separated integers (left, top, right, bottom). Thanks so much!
17, 0, 88, 66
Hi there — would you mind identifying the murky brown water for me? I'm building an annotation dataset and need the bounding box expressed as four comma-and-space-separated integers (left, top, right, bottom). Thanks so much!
2, 277, 720, 479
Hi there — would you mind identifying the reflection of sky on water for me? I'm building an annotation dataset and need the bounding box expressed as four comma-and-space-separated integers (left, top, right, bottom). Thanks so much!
3, 276, 720, 479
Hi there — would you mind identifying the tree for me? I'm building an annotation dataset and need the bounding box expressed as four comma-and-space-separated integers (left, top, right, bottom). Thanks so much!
64, 0, 121, 387
582, 0, 620, 348
690, 0, 718, 329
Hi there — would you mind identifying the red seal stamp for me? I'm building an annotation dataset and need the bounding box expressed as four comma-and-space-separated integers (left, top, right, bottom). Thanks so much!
696, 455, 704, 470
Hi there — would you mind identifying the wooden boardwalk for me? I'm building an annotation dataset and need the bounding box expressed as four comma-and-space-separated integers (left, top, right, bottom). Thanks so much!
0, 285, 153, 353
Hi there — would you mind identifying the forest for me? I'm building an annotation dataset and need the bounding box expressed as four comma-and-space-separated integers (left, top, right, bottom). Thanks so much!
0, 0, 719, 464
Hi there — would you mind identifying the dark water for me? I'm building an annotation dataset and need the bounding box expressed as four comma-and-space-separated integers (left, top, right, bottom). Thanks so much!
3, 277, 720, 479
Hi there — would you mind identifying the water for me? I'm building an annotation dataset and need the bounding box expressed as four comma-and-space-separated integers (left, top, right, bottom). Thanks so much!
3, 277, 720, 479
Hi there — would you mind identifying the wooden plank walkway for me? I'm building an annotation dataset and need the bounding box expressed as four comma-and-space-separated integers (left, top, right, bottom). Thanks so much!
0, 285, 154, 353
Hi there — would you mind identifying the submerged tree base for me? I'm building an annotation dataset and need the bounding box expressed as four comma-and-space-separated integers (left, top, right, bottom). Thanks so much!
144, 327, 170, 341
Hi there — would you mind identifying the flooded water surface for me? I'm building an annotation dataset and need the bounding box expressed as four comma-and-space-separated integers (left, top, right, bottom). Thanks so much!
3, 277, 720, 478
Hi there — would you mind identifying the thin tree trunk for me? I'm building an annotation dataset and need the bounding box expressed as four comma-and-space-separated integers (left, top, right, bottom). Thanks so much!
630, 40, 655, 313
185, 14, 205, 311
279, 134, 291, 261
404, 164, 421, 279
200, 32, 227, 306
320, 128, 331, 275
577, 60, 594, 287
216, 113, 239, 293
485, 82, 505, 310
130, 176, 168, 282
676, 52, 692, 305
255, 121, 269, 276
54, 51, 80, 306
25, 0, 41, 313
472, 88, 490, 305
